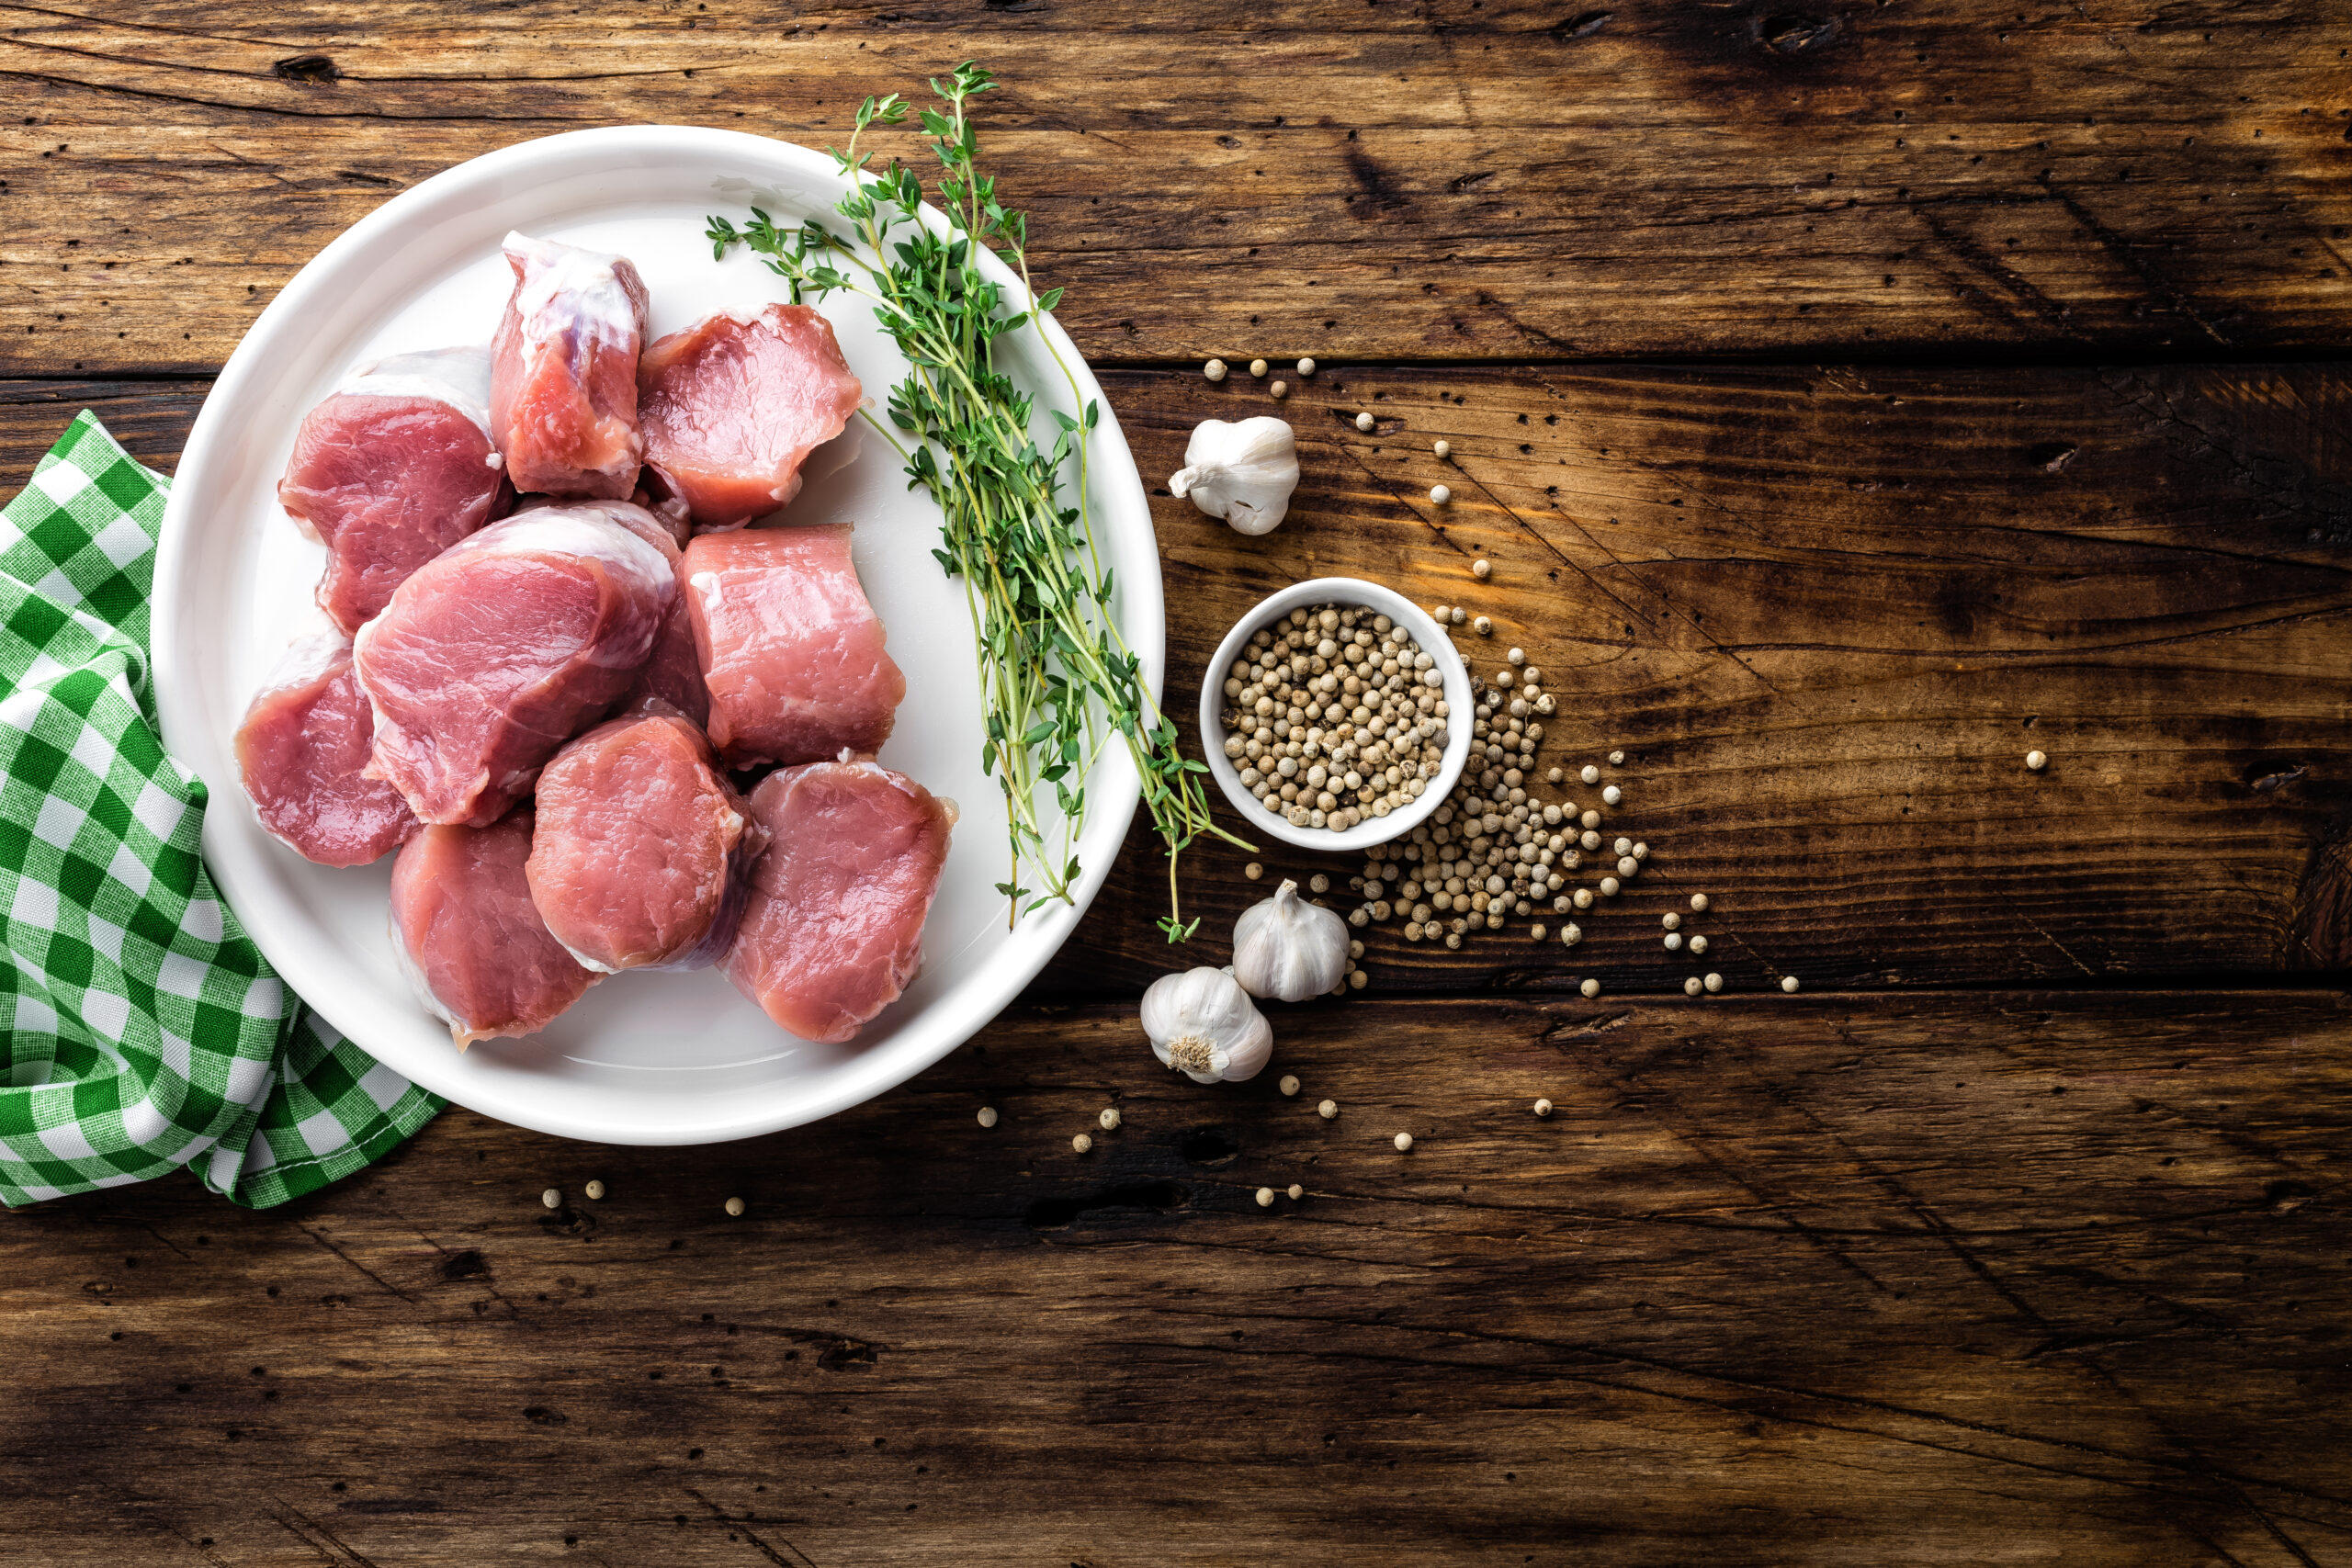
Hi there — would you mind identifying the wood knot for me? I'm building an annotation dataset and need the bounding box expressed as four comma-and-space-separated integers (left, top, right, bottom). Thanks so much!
272, 54, 340, 85
1756, 14, 1838, 54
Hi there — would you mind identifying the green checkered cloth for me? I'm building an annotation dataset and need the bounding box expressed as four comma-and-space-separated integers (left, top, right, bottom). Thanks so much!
0, 412, 439, 1208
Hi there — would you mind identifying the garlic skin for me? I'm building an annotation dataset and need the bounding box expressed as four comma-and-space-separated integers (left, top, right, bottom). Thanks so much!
1168, 417, 1298, 536
1142, 966, 1273, 1084
1232, 879, 1351, 1003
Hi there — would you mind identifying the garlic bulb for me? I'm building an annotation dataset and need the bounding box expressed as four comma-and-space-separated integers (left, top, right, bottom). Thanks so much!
1168, 417, 1298, 536
1141, 966, 1273, 1084
1232, 879, 1351, 1003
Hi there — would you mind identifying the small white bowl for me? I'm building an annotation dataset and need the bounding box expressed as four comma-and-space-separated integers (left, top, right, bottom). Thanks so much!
1199, 577, 1474, 854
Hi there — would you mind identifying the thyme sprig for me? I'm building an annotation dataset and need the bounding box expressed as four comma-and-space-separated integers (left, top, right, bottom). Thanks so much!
709, 62, 1247, 940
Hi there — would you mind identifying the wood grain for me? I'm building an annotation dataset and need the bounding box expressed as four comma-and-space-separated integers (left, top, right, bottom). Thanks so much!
5, 357, 2346, 999
5, 0, 2351, 369
2, 989, 2346, 1565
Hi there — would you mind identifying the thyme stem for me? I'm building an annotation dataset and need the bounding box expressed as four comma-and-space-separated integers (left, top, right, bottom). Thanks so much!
709, 62, 1250, 941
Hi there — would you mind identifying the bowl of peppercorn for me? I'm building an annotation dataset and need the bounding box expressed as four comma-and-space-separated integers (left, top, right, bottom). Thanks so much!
1200, 577, 1473, 853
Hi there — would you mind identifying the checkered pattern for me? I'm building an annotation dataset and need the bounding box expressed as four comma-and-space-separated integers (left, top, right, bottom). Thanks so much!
0, 412, 438, 1208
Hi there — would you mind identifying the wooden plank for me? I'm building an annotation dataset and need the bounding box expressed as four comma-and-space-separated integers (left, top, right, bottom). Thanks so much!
1050, 358, 2352, 995
2, 989, 2347, 1564
5, 0, 2350, 369
4, 360, 2346, 998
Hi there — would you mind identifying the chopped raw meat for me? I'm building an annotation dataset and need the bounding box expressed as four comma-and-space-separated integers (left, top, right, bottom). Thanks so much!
684, 525, 904, 767
489, 231, 650, 499
354, 504, 674, 827
629, 482, 693, 547
278, 345, 509, 634
511, 496, 682, 565
233, 625, 418, 868
638, 305, 865, 529
390, 808, 598, 1049
628, 577, 709, 728
526, 707, 766, 973
722, 759, 953, 1043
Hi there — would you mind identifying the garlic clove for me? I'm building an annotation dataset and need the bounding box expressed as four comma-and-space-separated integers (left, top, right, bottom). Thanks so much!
1231, 878, 1351, 1003
1168, 416, 1299, 536
1141, 966, 1273, 1084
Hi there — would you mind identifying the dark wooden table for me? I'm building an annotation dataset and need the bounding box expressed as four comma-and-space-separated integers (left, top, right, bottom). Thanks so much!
6, 4, 2351, 1562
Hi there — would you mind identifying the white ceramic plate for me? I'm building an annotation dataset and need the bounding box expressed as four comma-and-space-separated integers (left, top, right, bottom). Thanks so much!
153, 126, 1158, 1145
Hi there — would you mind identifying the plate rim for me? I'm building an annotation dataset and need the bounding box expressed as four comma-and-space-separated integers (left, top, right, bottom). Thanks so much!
152, 123, 1158, 1145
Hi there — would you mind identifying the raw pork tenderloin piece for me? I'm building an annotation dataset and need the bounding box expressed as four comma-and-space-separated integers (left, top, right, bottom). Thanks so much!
722, 759, 953, 1043
390, 809, 598, 1048
526, 706, 767, 973
684, 525, 905, 767
278, 345, 509, 634
354, 504, 674, 827
514, 496, 707, 724
489, 231, 650, 499
638, 305, 865, 530
233, 625, 418, 867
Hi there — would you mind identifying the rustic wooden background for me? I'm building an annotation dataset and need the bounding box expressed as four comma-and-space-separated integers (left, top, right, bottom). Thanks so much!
5, 1, 2351, 1562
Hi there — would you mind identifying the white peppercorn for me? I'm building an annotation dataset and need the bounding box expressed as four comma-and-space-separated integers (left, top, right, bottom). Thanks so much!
1318, 1099, 1339, 1119
583, 1179, 606, 1201
1579, 977, 1600, 998
1073, 1133, 1094, 1154
978, 1106, 999, 1128
1689, 934, 1709, 955
1703, 973, 1723, 994
1354, 411, 1374, 431
1782, 976, 1801, 993
1279, 1074, 1301, 1097
540, 1187, 560, 1210
1394, 1132, 1414, 1152
725, 1196, 746, 1217
1684, 976, 1703, 997
1250, 358, 1269, 378
1256, 1186, 1274, 1207
1690, 894, 1710, 912
1533, 1098, 1553, 1117
1204, 358, 1228, 381
1100, 1107, 1122, 1130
